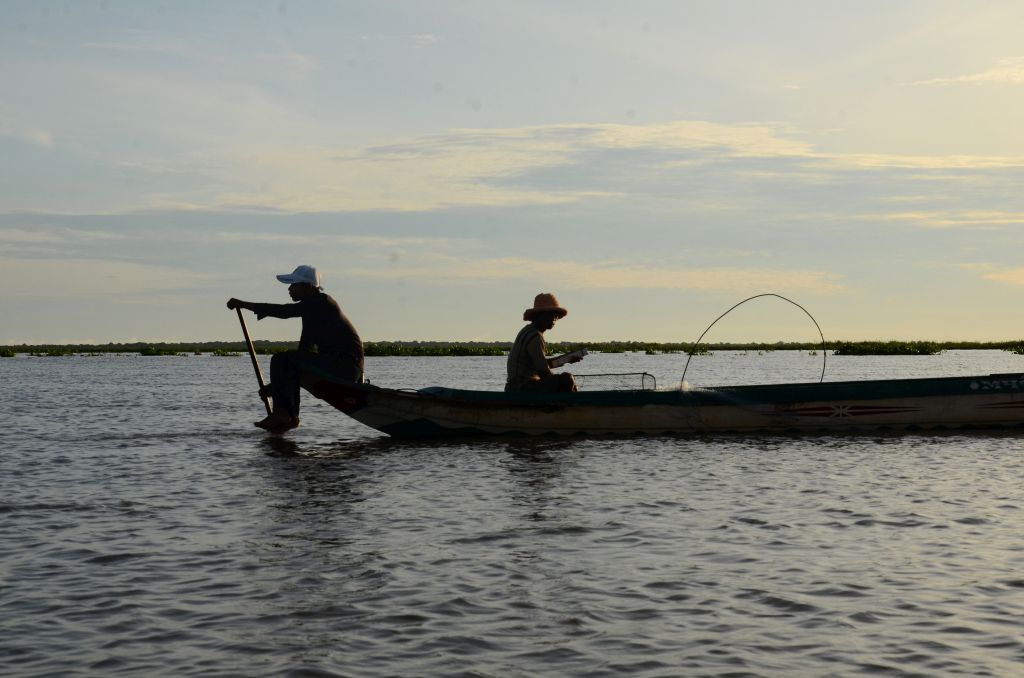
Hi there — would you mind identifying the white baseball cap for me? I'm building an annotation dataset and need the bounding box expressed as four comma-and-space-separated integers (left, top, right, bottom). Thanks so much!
276, 265, 321, 288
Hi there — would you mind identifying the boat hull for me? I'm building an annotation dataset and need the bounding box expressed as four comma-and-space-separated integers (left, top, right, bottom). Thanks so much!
300, 371, 1024, 438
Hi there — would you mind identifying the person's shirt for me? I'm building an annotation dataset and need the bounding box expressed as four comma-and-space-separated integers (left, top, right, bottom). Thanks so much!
249, 291, 364, 367
506, 323, 549, 391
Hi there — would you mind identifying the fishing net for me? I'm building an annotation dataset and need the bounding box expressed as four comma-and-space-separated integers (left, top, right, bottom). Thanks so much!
573, 372, 657, 391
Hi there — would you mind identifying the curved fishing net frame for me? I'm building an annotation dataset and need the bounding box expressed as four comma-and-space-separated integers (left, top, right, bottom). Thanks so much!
573, 371, 657, 391
680, 293, 828, 389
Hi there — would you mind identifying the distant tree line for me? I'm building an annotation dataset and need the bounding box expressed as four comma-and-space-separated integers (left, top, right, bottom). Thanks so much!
4, 339, 1024, 357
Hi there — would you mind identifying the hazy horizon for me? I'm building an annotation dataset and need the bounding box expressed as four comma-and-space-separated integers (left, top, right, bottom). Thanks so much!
2, 337, 1020, 349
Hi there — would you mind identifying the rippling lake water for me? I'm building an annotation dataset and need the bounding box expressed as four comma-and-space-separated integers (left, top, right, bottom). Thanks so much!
3, 350, 1024, 677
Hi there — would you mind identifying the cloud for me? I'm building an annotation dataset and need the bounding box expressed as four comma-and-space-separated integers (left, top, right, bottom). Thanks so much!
0, 227, 126, 244
0, 258, 219, 296
421, 121, 813, 158
84, 29, 321, 86
830, 154, 1024, 170
275, 50, 317, 75
203, 231, 475, 250
354, 33, 442, 45
81, 28, 209, 58
219, 121, 814, 212
978, 266, 1024, 286
10, 94, 1024, 216
0, 125, 54, 148
213, 120, 1024, 214
349, 255, 844, 294
2, 58, 333, 156
875, 210, 1024, 229
909, 56, 1024, 86
959, 263, 1024, 287
580, 121, 812, 156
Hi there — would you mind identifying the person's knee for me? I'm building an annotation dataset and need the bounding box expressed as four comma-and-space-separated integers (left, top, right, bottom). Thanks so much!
558, 373, 576, 392
270, 349, 302, 368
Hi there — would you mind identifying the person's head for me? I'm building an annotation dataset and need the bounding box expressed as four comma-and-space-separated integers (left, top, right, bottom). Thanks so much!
531, 309, 561, 331
523, 292, 568, 332
276, 265, 321, 301
286, 282, 317, 301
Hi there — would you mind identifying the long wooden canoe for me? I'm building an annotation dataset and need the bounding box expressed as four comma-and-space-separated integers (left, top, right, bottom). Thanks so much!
299, 369, 1024, 438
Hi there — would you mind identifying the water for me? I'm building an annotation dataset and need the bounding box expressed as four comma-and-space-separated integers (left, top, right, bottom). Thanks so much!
2, 351, 1024, 676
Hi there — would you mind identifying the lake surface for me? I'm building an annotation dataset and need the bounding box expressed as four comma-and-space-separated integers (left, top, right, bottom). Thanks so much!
3, 351, 1024, 677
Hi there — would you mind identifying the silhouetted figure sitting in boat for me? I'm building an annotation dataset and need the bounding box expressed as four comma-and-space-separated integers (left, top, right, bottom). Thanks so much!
227, 265, 363, 434
506, 293, 584, 393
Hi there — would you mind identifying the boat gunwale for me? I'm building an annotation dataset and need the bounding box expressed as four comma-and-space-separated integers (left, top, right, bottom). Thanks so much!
346, 371, 1024, 408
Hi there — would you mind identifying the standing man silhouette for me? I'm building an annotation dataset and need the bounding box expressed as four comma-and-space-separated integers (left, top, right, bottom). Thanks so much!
228, 265, 363, 433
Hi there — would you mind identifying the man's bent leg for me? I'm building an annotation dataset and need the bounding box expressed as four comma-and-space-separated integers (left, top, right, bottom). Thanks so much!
521, 373, 577, 393
269, 350, 303, 418
254, 351, 302, 433
291, 353, 363, 387
259, 352, 360, 432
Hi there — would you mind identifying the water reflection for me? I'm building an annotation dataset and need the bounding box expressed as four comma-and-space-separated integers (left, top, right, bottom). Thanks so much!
243, 436, 388, 645
488, 440, 579, 531
261, 435, 300, 457
261, 435, 412, 459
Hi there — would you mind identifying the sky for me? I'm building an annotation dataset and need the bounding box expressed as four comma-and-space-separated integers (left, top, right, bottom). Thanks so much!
5, 1, 1024, 344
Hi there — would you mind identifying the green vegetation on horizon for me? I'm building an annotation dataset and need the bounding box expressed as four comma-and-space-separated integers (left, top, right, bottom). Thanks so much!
830, 341, 945, 356
4, 339, 1024, 357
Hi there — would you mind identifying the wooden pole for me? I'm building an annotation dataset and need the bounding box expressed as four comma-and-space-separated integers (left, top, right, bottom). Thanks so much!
236, 308, 272, 416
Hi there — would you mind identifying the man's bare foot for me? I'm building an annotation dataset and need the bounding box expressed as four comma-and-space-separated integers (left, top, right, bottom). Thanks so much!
255, 412, 298, 433
266, 416, 299, 435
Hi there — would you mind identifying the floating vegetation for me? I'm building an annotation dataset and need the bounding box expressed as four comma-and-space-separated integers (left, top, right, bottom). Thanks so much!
211, 349, 240, 357
1, 339, 1020, 357
139, 347, 185, 357
364, 343, 505, 357
831, 341, 943, 356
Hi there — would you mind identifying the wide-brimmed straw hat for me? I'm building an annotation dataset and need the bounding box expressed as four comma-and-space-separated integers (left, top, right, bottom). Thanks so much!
276, 265, 321, 288
523, 292, 568, 321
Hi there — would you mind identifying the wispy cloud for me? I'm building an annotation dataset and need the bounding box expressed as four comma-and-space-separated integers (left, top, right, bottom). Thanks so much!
0, 257, 219, 296
909, 56, 1024, 86
273, 50, 317, 75
968, 263, 1024, 286
0, 125, 54, 148
832, 153, 1024, 170
876, 210, 1024, 229
219, 121, 814, 211
11, 81, 1024, 219
0, 227, 126, 244
354, 33, 442, 45
81, 29, 206, 58
204, 231, 475, 250
427, 121, 813, 158
350, 255, 845, 294
213, 120, 1024, 213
